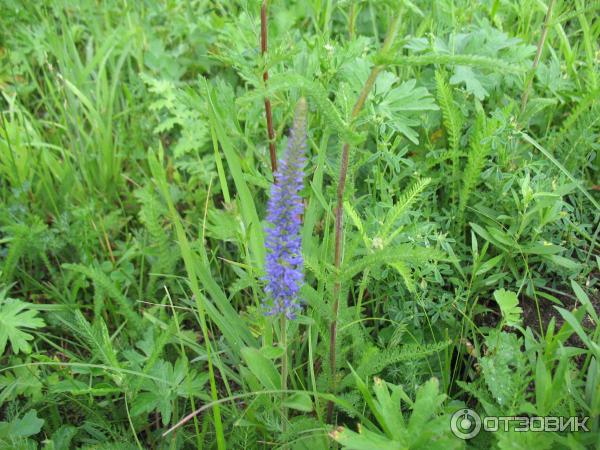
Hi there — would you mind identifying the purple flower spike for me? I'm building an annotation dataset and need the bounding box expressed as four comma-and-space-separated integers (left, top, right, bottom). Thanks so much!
264, 98, 307, 319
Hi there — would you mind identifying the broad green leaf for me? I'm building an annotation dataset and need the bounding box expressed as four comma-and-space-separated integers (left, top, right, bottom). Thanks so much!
372, 377, 404, 438
571, 280, 598, 323
130, 392, 160, 417
548, 255, 580, 270
349, 366, 393, 438
240, 347, 280, 390
407, 378, 445, 432
260, 346, 285, 360
282, 392, 313, 412
475, 255, 504, 276
0, 410, 44, 439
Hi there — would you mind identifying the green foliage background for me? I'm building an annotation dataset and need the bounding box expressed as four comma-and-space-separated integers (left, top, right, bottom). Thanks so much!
0, 0, 598, 448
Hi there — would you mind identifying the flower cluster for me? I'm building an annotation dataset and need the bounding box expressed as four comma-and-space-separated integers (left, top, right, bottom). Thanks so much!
264, 98, 307, 319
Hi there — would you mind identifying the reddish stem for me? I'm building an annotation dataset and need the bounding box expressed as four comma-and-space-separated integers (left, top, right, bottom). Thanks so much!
261, 1, 277, 173
326, 13, 401, 424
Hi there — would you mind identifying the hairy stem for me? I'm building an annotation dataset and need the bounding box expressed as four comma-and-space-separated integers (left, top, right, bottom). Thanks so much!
327, 13, 402, 424
520, 0, 556, 115
261, 0, 277, 173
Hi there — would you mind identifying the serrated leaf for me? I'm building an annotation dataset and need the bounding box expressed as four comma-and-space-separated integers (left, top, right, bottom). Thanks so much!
381, 178, 431, 241
376, 53, 527, 73
130, 392, 160, 417
493, 289, 522, 327
342, 245, 445, 281
387, 261, 415, 293
450, 66, 488, 100
480, 331, 528, 408
374, 77, 438, 143
44, 425, 78, 450
0, 299, 45, 355
0, 409, 44, 439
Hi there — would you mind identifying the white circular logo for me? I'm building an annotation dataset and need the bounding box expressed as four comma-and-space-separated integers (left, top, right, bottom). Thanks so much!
450, 408, 482, 439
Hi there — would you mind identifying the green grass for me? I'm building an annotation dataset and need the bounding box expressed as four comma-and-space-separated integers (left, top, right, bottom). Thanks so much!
0, 0, 599, 448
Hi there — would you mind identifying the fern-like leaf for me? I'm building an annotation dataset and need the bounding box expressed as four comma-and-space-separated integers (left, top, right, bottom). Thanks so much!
344, 201, 369, 246
135, 185, 180, 296
435, 70, 463, 200
342, 340, 451, 387
387, 261, 415, 293
65, 311, 122, 384
380, 178, 431, 241
64, 264, 143, 333
459, 110, 492, 221
342, 245, 444, 281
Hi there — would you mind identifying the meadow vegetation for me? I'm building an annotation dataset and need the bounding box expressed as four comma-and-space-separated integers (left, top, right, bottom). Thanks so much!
0, 0, 599, 448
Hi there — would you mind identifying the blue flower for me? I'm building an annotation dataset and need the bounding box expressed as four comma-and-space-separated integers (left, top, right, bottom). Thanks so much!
264, 99, 307, 319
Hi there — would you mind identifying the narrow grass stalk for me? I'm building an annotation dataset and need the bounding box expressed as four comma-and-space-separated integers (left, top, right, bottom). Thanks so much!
148, 150, 226, 449
124, 395, 144, 450
327, 13, 402, 424
166, 287, 203, 448
261, 0, 277, 173
280, 315, 288, 436
520, 0, 556, 115
574, 0, 598, 90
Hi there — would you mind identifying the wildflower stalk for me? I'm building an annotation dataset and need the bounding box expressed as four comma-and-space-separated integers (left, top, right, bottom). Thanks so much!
261, 0, 277, 173
327, 13, 401, 424
264, 99, 307, 318
263, 98, 307, 440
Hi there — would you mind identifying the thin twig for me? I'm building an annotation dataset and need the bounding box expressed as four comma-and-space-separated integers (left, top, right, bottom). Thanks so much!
261, 0, 278, 173
327, 13, 402, 424
520, 0, 556, 115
